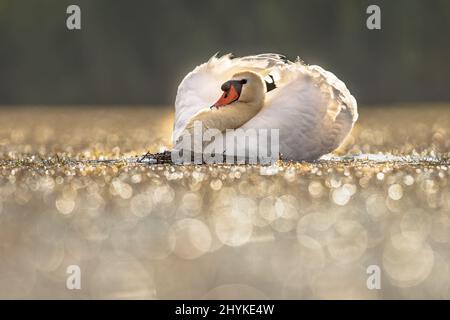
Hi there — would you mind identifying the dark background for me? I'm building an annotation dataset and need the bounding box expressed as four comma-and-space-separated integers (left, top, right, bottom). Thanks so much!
0, 0, 449, 106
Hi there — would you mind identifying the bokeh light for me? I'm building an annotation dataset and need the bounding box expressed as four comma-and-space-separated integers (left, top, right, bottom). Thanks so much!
0, 106, 449, 299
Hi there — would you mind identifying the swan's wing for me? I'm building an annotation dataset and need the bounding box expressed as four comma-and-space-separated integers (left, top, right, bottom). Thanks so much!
174, 53, 357, 161
241, 62, 358, 161
173, 53, 289, 144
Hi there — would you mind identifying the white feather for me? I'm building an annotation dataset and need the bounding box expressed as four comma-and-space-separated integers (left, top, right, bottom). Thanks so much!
173, 53, 358, 161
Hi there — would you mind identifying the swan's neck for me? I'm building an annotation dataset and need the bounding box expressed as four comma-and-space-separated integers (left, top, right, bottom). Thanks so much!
187, 101, 262, 132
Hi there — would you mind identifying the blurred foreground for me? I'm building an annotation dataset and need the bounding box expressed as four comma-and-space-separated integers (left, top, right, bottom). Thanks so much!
0, 105, 449, 299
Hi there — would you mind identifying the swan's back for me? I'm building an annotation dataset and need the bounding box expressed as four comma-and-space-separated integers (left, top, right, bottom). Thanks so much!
174, 53, 358, 161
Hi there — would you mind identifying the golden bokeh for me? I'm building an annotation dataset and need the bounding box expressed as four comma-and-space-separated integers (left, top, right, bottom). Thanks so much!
0, 105, 449, 299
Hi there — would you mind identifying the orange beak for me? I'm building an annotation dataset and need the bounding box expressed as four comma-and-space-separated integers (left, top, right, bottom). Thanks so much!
211, 84, 240, 109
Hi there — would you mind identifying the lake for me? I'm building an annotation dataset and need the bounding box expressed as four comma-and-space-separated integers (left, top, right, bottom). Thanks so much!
0, 105, 449, 299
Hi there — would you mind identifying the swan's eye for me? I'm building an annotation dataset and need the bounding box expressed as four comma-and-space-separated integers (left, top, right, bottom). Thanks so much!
241, 79, 247, 85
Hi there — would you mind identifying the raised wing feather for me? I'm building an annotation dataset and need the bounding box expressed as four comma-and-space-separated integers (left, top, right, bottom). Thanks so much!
241, 62, 358, 160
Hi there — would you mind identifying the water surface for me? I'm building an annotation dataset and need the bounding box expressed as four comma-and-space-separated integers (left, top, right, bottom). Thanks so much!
0, 105, 449, 299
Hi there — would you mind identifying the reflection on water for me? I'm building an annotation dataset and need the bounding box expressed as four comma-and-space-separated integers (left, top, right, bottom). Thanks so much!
0, 105, 449, 299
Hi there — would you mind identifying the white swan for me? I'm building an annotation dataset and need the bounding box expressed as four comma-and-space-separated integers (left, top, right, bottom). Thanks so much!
173, 53, 358, 161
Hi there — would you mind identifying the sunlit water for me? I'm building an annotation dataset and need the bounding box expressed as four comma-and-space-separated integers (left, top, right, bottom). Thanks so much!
0, 105, 449, 299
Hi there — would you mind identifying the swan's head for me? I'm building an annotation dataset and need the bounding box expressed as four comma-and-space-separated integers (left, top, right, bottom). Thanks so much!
211, 71, 265, 109
180, 71, 266, 137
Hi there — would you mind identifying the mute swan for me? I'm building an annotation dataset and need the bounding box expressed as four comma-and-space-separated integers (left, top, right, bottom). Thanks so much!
173, 53, 358, 162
